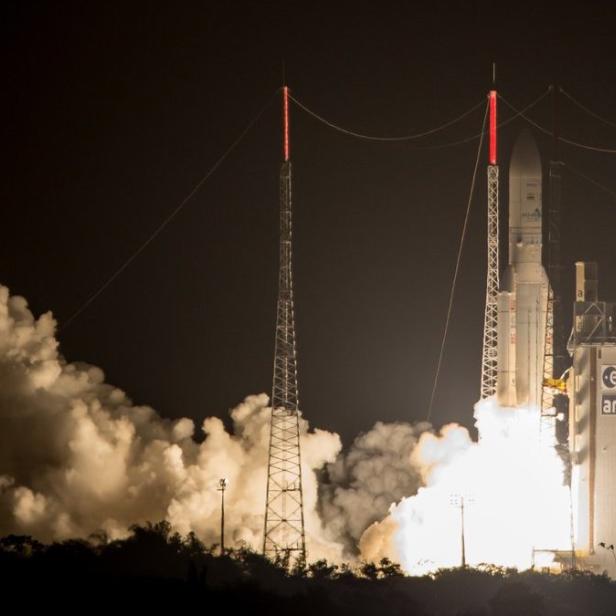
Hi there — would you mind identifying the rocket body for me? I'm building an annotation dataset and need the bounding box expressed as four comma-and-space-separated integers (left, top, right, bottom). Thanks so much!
497, 131, 550, 408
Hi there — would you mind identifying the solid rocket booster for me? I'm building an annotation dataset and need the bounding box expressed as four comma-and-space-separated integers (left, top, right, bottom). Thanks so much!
497, 130, 550, 408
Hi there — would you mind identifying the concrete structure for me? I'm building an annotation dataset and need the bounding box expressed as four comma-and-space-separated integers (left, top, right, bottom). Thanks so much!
497, 130, 550, 408
569, 262, 616, 576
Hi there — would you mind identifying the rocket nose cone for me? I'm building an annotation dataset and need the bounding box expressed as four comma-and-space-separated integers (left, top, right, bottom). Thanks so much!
510, 129, 541, 177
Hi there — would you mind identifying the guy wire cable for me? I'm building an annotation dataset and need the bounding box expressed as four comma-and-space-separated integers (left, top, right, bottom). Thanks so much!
61, 90, 279, 330
426, 99, 489, 422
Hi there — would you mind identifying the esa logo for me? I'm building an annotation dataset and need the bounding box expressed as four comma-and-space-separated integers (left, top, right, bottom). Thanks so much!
602, 366, 616, 389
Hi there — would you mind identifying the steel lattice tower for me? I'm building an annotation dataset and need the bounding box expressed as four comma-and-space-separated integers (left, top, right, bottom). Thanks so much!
541, 86, 565, 445
541, 287, 556, 419
263, 86, 306, 562
480, 91, 500, 399
548, 86, 567, 381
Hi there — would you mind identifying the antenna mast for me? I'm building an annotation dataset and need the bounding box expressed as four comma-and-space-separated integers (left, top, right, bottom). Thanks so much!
263, 86, 306, 563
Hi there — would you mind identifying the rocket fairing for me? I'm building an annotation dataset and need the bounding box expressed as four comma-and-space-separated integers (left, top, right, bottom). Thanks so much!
497, 130, 550, 408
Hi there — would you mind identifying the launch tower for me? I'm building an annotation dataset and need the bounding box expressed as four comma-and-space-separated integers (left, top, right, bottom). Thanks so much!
544, 86, 569, 441
263, 86, 306, 562
548, 87, 567, 382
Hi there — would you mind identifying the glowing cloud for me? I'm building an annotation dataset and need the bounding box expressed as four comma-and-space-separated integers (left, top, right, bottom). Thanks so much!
361, 398, 571, 574
0, 285, 342, 560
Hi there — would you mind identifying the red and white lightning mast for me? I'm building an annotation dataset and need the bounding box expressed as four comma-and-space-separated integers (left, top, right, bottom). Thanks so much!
480, 88, 500, 399
263, 86, 306, 563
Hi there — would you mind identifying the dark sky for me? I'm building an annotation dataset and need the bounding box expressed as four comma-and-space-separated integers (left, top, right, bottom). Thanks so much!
4, 2, 616, 444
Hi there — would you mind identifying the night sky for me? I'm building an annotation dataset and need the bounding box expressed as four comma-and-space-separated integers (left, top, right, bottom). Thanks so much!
4, 2, 616, 444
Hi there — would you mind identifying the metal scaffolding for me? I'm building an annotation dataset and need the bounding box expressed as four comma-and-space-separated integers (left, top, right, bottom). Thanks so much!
541, 87, 567, 448
263, 87, 306, 563
548, 160, 566, 378
480, 163, 500, 399
541, 287, 557, 443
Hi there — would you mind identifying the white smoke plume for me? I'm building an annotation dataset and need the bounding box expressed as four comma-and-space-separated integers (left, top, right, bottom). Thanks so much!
0, 284, 572, 573
358, 398, 572, 574
317, 420, 430, 555
0, 286, 343, 560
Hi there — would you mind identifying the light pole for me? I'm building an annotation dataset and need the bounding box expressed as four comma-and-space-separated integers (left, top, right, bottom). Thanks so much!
450, 494, 474, 568
218, 478, 227, 555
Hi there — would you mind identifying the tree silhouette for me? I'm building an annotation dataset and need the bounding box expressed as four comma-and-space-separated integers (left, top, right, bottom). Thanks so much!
1, 523, 616, 614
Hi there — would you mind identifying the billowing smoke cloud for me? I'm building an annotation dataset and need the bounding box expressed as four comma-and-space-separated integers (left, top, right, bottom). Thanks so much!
0, 286, 343, 559
1, 284, 568, 573
358, 399, 572, 574
317, 420, 430, 555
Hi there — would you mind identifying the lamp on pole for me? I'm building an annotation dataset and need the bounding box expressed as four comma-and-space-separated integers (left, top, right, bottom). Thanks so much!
450, 494, 474, 568
218, 478, 227, 555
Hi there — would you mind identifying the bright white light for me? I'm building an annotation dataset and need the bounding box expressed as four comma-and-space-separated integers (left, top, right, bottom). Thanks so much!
390, 398, 571, 575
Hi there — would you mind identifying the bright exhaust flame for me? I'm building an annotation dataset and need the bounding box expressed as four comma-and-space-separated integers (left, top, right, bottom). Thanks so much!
366, 398, 572, 574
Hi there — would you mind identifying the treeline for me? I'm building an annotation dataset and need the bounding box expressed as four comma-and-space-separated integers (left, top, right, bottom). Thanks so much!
1, 521, 615, 614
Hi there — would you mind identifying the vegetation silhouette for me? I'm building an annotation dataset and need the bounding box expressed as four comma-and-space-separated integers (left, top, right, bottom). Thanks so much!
1, 523, 616, 614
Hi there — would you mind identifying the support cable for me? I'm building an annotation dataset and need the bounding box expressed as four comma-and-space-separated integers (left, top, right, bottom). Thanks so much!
426, 88, 551, 149
499, 94, 616, 154
61, 91, 278, 330
565, 163, 616, 203
560, 87, 616, 129
426, 101, 489, 422
289, 94, 485, 141
290, 89, 550, 148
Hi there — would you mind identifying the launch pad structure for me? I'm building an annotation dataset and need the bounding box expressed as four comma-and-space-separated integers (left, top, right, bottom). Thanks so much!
255, 80, 616, 575
260, 83, 575, 570
477, 88, 616, 577
480, 88, 555, 415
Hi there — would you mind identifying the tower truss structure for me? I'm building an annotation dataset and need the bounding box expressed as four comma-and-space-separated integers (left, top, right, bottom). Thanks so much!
263, 86, 306, 562
541, 86, 566, 449
548, 159, 565, 379
548, 86, 567, 382
541, 287, 557, 443
480, 91, 500, 399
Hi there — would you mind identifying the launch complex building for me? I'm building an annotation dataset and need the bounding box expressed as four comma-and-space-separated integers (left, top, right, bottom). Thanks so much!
568, 263, 616, 575
482, 91, 616, 576
261, 85, 616, 574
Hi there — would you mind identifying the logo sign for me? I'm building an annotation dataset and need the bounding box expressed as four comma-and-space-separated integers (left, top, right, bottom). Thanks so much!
602, 366, 616, 389
522, 207, 541, 222
602, 394, 616, 415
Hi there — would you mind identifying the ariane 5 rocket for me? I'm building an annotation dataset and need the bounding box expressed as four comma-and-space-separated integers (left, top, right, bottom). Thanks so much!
497, 130, 550, 408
